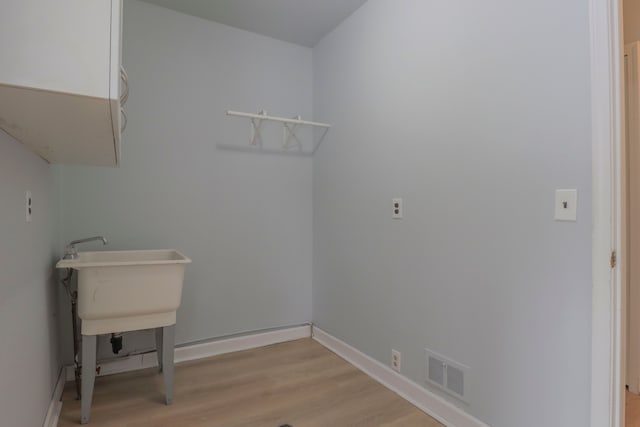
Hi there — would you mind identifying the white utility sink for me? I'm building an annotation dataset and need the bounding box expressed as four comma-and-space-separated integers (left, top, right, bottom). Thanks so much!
56, 249, 191, 335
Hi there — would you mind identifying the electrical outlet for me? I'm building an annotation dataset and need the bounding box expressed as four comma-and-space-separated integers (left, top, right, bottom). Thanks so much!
392, 198, 403, 219
25, 191, 32, 223
391, 349, 401, 372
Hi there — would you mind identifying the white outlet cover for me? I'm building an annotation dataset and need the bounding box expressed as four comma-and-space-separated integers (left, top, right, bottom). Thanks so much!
391, 349, 401, 372
25, 191, 32, 223
554, 189, 577, 221
392, 198, 403, 219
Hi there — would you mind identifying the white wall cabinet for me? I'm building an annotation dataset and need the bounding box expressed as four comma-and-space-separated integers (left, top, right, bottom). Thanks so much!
0, 0, 124, 167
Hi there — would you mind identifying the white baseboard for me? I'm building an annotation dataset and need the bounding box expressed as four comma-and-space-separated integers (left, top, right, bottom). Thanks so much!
175, 324, 311, 363
66, 324, 312, 381
42, 368, 65, 427
312, 326, 489, 427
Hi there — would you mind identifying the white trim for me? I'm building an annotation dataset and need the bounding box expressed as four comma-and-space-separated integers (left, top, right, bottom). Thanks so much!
626, 41, 640, 395
176, 324, 311, 362
590, 0, 625, 426
42, 368, 65, 427
312, 327, 488, 427
65, 324, 311, 381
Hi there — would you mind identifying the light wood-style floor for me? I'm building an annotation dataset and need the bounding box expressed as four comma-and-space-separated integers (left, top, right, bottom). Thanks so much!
628, 391, 640, 427
58, 338, 443, 427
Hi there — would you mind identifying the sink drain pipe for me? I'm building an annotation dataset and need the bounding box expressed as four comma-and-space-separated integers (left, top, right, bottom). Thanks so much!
61, 268, 81, 400
110, 333, 123, 354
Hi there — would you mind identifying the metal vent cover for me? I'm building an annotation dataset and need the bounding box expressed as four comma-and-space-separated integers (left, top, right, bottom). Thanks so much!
425, 349, 469, 402
428, 355, 445, 386
446, 364, 464, 397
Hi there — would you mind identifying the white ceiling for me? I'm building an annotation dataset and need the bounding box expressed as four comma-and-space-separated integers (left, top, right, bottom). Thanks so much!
137, 0, 368, 47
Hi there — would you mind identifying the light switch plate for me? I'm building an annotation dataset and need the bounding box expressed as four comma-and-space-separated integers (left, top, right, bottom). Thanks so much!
555, 189, 577, 221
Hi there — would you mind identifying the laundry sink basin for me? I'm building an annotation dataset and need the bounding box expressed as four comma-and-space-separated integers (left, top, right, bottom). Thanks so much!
56, 250, 191, 335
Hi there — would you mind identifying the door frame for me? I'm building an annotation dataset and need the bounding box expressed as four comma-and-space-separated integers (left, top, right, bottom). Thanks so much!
625, 42, 636, 395
590, 0, 625, 425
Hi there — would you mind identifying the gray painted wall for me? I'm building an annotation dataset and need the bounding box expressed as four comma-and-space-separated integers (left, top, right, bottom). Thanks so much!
57, 0, 313, 362
312, 1, 592, 426
0, 130, 60, 427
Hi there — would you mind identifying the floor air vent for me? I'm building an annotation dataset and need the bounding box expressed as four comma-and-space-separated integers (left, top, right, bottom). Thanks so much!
425, 349, 469, 402
427, 355, 445, 387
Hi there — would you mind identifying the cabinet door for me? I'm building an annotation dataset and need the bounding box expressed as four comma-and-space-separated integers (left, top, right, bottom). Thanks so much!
0, 0, 112, 98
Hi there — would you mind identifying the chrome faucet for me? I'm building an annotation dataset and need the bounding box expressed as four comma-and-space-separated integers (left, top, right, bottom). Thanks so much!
63, 236, 108, 260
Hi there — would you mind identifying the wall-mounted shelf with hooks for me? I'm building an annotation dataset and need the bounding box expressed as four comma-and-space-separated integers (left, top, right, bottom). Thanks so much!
217, 110, 331, 155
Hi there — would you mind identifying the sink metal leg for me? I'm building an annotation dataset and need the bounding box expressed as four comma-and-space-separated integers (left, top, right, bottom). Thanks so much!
155, 327, 164, 372
162, 325, 175, 405
81, 335, 97, 424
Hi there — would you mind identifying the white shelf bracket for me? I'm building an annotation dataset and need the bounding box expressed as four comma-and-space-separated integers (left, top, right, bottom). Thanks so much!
250, 110, 267, 146
283, 116, 302, 150
222, 110, 332, 155
312, 127, 330, 154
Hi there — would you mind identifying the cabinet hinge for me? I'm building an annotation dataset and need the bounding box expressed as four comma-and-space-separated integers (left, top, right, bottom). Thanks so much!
611, 251, 617, 269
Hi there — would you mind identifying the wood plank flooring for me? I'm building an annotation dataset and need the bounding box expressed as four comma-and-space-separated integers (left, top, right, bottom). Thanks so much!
58, 338, 443, 427
628, 391, 640, 427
